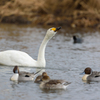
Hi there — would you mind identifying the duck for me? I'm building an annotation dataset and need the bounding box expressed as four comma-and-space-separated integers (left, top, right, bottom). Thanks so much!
34, 72, 49, 83
34, 74, 42, 83
73, 35, 83, 43
0, 27, 61, 67
39, 72, 71, 89
80, 67, 100, 82
10, 66, 41, 81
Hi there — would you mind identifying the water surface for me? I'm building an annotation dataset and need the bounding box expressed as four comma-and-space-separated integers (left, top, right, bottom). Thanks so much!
0, 24, 100, 100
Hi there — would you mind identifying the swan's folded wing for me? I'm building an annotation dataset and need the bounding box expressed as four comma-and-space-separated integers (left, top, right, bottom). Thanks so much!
0, 50, 37, 66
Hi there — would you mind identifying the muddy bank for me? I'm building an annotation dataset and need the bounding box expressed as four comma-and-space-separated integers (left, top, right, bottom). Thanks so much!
0, 0, 100, 29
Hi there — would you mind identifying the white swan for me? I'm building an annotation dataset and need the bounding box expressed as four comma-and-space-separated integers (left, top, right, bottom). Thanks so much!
0, 27, 61, 67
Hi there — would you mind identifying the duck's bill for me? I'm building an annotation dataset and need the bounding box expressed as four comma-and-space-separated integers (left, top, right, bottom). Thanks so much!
80, 72, 85, 75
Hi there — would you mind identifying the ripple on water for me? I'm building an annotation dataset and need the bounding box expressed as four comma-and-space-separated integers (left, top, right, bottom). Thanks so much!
0, 24, 100, 100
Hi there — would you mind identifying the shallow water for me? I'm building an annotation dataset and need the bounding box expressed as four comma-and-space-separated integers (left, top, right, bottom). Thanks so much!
0, 24, 100, 100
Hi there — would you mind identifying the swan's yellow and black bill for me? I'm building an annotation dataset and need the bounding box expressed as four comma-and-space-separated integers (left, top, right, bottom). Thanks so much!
52, 27, 61, 32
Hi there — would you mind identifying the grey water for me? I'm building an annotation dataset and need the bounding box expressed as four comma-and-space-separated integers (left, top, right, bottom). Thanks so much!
0, 24, 100, 100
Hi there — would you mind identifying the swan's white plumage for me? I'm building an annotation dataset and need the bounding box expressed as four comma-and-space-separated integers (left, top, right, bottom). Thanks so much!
0, 50, 37, 66
0, 27, 61, 67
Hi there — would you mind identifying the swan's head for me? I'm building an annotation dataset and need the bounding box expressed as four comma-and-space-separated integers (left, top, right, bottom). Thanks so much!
46, 27, 61, 38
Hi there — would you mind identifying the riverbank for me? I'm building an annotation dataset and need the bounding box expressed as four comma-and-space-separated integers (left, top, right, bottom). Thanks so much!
0, 0, 100, 29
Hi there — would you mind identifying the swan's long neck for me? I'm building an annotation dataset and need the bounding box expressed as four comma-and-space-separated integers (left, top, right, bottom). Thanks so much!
37, 35, 51, 67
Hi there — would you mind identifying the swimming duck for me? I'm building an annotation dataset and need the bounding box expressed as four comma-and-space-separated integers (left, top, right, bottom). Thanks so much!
39, 72, 71, 89
73, 36, 83, 43
80, 67, 100, 82
10, 66, 41, 81
0, 27, 61, 67
34, 74, 43, 83
34, 72, 49, 83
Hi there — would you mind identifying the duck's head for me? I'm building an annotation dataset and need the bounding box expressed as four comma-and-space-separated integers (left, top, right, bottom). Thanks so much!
80, 67, 92, 75
13, 66, 19, 73
46, 27, 61, 39
41, 72, 50, 81
42, 72, 48, 76
73, 36, 77, 40
84, 67, 92, 74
